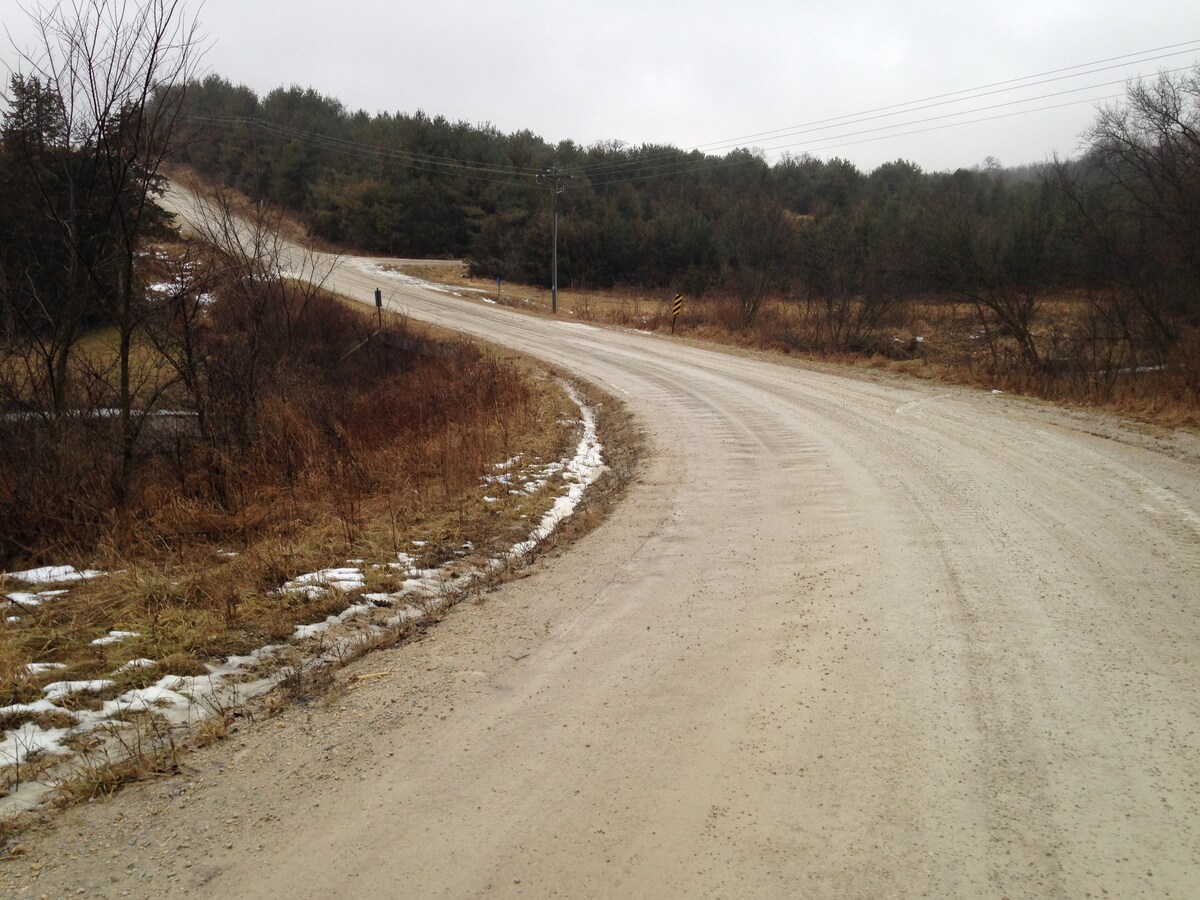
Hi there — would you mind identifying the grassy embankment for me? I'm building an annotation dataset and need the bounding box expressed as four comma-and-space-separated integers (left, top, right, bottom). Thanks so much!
0, 241, 627, 807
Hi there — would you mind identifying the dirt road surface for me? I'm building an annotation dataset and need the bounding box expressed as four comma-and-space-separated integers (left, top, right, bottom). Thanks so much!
6, 241, 1199, 897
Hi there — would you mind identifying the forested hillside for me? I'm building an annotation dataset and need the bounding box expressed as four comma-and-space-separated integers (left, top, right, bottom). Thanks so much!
172, 76, 1065, 296
6, 62, 1198, 415
170, 72, 1198, 372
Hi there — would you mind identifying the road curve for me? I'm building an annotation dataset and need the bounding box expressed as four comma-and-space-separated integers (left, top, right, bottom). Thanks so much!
322, 257, 1200, 897
12, 242, 1200, 897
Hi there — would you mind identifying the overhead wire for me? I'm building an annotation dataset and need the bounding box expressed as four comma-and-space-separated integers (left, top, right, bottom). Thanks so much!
180, 40, 1200, 191
250, 119, 548, 175
183, 114, 544, 187
587, 93, 1130, 188
580, 65, 1198, 187
576, 42, 1200, 177
683, 39, 1200, 150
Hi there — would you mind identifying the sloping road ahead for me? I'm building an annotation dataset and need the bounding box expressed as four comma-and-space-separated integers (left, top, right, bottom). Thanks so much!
14, 236, 1200, 897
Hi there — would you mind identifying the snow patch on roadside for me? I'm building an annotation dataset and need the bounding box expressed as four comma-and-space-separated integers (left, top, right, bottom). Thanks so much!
367, 264, 450, 294
367, 265, 502, 306
4, 566, 103, 585
1, 382, 606, 816
90, 631, 139, 646
505, 384, 603, 559
4, 589, 69, 609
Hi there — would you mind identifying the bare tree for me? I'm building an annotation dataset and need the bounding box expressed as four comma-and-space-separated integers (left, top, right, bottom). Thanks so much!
796, 208, 906, 353
1087, 68, 1200, 286
1054, 67, 1200, 363
925, 176, 1055, 372
8, 0, 203, 501
718, 189, 795, 328
144, 178, 338, 503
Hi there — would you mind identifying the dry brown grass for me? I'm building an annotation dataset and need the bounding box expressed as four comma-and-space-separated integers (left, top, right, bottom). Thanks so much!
0, 280, 637, 841
1, 287, 581, 706
400, 263, 1200, 430
1, 220, 611, 826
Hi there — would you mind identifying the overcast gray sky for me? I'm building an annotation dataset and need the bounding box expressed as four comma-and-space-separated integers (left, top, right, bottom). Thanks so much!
3, 0, 1200, 172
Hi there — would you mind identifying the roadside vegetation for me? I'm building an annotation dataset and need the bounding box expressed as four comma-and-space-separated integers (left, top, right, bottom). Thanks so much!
0, 0, 1195, 825
401, 267, 1199, 428
0, 0, 620, 817
170, 67, 1200, 424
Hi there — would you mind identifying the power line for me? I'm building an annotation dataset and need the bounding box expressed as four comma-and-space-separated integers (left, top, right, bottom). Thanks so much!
596, 40, 1200, 165
251, 119, 547, 175
183, 114, 543, 187
180, 41, 1200, 192
582, 92, 1127, 189
587, 68, 1194, 187
191, 117, 539, 184
758, 92, 1128, 161
576, 42, 1200, 177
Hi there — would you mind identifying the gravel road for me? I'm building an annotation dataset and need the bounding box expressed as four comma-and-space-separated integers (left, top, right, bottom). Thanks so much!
6, 237, 1199, 898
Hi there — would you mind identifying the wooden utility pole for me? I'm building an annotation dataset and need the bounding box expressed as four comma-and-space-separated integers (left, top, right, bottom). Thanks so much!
537, 167, 570, 314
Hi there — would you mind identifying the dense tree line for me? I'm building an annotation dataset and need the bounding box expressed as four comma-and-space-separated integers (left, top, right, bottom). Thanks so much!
168, 71, 1198, 363
5, 19, 1197, 403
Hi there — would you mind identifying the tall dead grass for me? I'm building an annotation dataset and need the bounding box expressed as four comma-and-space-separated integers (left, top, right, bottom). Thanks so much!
0, 254, 578, 696
451, 263, 1199, 428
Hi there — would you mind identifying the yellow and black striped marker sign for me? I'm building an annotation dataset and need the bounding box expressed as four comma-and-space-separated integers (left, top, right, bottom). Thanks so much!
671, 294, 683, 332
